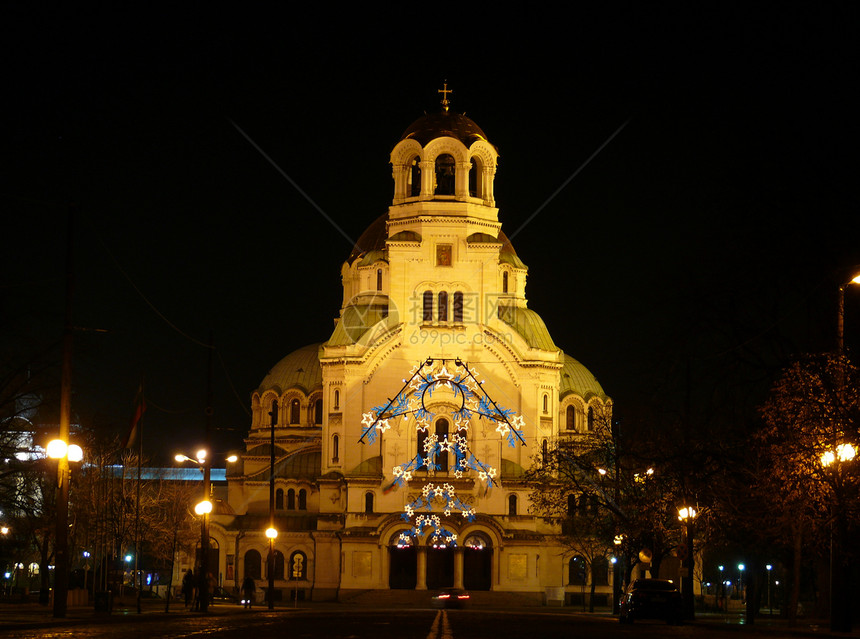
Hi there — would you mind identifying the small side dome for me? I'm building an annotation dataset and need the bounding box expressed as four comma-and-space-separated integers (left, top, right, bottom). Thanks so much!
258, 343, 323, 395
559, 353, 607, 402
347, 213, 388, 264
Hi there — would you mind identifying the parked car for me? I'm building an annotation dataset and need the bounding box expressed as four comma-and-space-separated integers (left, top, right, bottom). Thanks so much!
210, 586, 239, 604
431, 587, 470, 609
619, 578, 682, 624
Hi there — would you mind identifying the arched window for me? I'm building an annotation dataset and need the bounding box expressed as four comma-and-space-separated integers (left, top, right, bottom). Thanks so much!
409, 156, 421, 197
289, 551, 307, 581
567, 494, 577, 517
270, 399, 279, 426
569, 555, 587, 586
438, 291, 448, 322
542, 394, 548, 413
287, 488, 296, 510
290, 399, 301, 424
508, 494, 518, 516
436, 419, 449, 472
365, 492, 374, 513
566, 406, 575, 431
333, 389, 340, 410
332, 434, 339, 462
314, 398, 323, 424
244, 549, 262, 580
377, 269, 383, 291
453, 292, 464, 323
542, 439, 548, 463
469, 157, 481, 197
434, 154, 455, 195
298, 488, 307, 510
423, 290, 433, 322
587, 406, 594, 431
417, 427, 429, 470
276, 488, 284, 510
502, 271, 509, 293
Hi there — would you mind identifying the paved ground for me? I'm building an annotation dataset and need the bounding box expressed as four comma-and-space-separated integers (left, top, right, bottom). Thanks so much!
0, 596, 857, 638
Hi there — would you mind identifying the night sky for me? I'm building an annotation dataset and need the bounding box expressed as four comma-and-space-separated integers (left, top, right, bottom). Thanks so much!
4, 5, 859, 461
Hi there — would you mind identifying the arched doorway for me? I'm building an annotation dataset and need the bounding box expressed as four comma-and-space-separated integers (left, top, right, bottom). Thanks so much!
463, 533, 492, 591
388, 534, 416, 590
426, 542, 454, 589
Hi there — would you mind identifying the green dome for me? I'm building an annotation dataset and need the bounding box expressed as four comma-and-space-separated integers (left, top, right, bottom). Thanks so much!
560, 353, 607, 402
258, 343, 323, 394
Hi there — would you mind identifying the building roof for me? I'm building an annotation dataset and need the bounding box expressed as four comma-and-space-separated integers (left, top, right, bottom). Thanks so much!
400, 110, 493, 148
560, 353, 607, 402
257, 343, 323, 395
497, 305, 558, 351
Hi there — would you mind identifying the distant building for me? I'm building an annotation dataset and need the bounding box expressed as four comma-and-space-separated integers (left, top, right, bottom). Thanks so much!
198, 94, 613, 604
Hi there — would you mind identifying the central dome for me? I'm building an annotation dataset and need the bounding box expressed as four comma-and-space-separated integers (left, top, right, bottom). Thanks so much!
400, 110, 490, 147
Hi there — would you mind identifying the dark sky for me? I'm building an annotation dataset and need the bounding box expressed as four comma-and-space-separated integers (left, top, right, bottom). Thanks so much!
3, 5, 860, 460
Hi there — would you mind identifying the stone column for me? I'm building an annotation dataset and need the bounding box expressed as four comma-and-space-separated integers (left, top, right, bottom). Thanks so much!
416, 547, 427, 590
454, 547, 465, 589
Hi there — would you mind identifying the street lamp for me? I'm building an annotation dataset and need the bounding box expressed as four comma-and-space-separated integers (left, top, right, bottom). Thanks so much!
821, 442, 857, 632
837, 271, 860, 354
175, 449, 238, 613
766, 564, 773, 615
266, 527, 278, 610
718, 566, 725, 611
677, 506, 697, 619
737, 564, 745, 601
47, 439, 83, 617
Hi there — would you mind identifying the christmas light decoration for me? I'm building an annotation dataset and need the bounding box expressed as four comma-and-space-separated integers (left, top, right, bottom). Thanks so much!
359, 358, 526, 546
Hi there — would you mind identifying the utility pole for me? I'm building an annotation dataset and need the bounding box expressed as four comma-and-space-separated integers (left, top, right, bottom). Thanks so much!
53, 205, 75, 618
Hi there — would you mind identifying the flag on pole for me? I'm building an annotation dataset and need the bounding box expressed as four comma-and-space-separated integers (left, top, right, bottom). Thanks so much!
123, 384, 146, 449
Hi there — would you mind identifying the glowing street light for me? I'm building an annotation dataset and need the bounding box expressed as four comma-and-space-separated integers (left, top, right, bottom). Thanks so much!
677, 505, 697, 619
820, 441, 857, 632
837, 270, 860, 354
266, 527, 278, 610
47, 438, 84, 617
176, 448, 238, 613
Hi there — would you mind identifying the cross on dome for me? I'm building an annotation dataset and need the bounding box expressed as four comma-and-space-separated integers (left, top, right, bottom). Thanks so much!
438, 81, 452, 112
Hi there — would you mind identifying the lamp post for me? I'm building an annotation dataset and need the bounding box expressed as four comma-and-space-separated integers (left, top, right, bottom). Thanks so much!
176, 449, 211, 613
766, 564, 772, 615
718, 565, 724, 612
175, 449, 238, 614
737, 564, 745, 602
677, 506, 696, 619
837, 272, 860, 354
268, 401, 277, 610
266, 527, 278, 610
47, 439, 82, 617
821, 442, 856, 632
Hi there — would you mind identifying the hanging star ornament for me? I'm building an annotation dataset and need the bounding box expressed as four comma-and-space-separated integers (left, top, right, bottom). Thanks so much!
358, 358, 527, 547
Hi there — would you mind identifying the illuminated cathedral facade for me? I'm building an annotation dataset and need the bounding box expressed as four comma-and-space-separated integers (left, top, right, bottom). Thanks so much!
196, 93, 613, 604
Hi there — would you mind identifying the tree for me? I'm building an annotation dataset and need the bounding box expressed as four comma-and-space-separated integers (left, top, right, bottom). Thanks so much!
527, 408, 686, 598
755, 353, 859, 627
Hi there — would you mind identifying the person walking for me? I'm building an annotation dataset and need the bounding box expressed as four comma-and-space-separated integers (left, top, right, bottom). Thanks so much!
241, 576, 256, 609
181, 569, 194, 609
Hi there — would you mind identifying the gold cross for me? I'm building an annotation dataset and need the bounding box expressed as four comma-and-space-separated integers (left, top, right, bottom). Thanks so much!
438, 81, 452, 112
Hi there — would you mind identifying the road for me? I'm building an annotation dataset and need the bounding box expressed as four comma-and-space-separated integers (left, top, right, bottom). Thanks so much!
0, 606, 827, 639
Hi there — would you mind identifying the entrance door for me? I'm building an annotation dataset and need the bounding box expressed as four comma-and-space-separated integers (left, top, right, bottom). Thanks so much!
463, 547, 492, 590
388, 546, 416, 589
426, 546, 454, 589
463, 533, 492, 591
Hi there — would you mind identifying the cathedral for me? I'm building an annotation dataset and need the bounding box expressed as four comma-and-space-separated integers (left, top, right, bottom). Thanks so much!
200, 91, 613, 604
